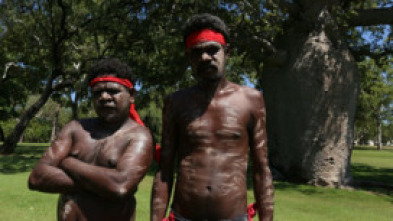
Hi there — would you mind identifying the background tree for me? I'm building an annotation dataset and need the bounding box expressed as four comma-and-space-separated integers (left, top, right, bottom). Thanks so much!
0, 0, 136, 153
355, 58, 393, 149
1, 1, 393, 188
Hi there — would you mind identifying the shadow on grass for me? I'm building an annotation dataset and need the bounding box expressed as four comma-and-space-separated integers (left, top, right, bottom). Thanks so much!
244, 162, 393, 198
1, 144, 161, 175
352, 163, 393, 185
353, 146, 393, 152
351, 163, 393, 196
0, 145, 48, 174
3, 145, 392, 199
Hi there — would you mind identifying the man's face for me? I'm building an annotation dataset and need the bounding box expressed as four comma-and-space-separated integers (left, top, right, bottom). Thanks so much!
92, 81, 133, 123
188, 41, 228, 81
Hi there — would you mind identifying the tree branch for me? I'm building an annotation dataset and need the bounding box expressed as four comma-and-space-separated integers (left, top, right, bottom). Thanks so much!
348, 6, 393, 27
275, 0, 299, 15
2, 62, 19, 81
350, 44, 393, 63
52, 79, 73, 91
0, 21, 7, 39
252, 36, 278, 55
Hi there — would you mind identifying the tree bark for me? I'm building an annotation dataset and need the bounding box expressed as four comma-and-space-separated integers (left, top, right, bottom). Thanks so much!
0, 73, 55, 154
50, 102, 61, 142
262, 9, 358, 187
377, 113, 382, 151
71, 92, 79, 120
0, 125, 4, 141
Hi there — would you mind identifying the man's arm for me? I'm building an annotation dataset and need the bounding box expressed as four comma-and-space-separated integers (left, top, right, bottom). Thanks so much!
28, 121, 80, 193
60, 126, 153, 200
151, 96, 177, 221
249, 91, 274, 221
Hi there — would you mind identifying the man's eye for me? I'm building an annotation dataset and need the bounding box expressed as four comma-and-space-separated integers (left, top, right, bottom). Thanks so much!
92, 91, 101, 96
107, 89, 120, 95
191, 49, 202, 57
92, 89, 119, 96
207, 47, 219, 54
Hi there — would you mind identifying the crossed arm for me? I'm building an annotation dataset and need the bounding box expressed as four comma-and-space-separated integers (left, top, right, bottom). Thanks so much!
28, 121, 154, 200
28, 121, 81, 194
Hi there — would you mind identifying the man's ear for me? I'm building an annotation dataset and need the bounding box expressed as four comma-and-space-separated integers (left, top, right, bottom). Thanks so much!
129, 88, 135, 104
225, 43, 230, 55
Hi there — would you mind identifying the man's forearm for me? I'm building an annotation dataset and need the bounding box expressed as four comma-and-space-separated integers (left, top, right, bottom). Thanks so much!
151, 171, 171, 221
60, 157, 145, 199
254, 171, 274, 221
28, 164, 80, 194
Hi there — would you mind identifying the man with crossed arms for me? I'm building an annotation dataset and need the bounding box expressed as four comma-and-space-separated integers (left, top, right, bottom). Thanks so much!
29, 58, 153, 221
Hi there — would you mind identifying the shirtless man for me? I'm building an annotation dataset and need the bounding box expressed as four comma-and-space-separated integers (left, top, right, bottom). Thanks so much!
151, 14, 274, 221
28, 58, 153, 221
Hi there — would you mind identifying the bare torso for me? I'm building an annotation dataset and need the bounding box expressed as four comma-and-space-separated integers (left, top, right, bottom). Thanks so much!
170, 83, 254, 219
57, 119, 141, 221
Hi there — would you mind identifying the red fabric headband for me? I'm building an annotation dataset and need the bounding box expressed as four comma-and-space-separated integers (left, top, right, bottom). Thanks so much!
186, 29, 226, 50
89, 75, 133, 89
89, 75, 145, 126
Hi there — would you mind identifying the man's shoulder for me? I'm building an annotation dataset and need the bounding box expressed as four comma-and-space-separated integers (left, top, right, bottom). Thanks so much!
119, 120, 153, 143
128, 121, 152, 136
166, 86, 198, 103
228, 82, 263, 99
62, 119, 85, 131
76, 118, 98, 131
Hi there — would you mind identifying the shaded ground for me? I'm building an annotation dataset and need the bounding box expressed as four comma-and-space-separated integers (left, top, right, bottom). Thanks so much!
1, 144, 392, 197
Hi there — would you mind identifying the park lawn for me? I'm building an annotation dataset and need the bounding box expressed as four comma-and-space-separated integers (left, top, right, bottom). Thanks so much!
351, 146, 393, 185
1, 144, 392, 221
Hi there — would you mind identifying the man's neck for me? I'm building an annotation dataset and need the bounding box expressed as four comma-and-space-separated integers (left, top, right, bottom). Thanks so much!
197, 77, 228, 99
98, 117, 130, 131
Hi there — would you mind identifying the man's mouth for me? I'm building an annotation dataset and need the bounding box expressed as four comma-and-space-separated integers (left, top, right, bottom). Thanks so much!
198, 64, 217, 72
99, 104, 116, 111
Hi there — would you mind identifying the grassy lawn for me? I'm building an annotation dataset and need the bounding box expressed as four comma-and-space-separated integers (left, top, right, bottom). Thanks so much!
1, 144, 392, 221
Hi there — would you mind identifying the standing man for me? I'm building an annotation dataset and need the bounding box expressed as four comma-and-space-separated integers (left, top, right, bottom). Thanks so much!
151, 13, 274, 221
29, 58, 153, 221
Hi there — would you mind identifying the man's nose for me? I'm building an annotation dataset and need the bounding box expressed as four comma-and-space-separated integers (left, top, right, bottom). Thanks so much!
201, 51, 212, 61
99, 91, 112, 100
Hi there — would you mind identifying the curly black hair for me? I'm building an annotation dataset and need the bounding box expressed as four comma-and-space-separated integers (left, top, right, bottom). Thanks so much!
88, 58, 135, 86
182, 13, 230, 45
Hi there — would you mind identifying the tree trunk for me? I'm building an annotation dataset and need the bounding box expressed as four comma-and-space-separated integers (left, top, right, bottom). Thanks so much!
377, 113, 382, 150
262, 9, 358, 187
72, 92, 79, 120
68, 90, 79, 120
0, 74, 55, 154
0, 125, 4, 141
50, 102, 61, 142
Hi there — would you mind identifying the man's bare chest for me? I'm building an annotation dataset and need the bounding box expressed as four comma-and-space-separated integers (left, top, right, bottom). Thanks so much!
70, 131, 131, 167
177, 103, 249, 141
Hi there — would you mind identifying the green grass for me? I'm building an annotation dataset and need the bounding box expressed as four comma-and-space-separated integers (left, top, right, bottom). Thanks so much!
1, 144, 393, 221
351, 146, 393, 186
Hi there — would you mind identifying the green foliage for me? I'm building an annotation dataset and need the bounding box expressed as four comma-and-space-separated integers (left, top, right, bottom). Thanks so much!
1, 1, 393, 152
355, 58, 393, 142
0, 118, 18, 138
22, 118, 51, 143
1, 116, 51, 143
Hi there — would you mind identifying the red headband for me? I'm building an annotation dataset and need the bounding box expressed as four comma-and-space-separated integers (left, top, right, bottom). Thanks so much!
90, 75, 145, 126
90, 75, 162, 158
186, 29, 226, 50
89, 75, 133, 89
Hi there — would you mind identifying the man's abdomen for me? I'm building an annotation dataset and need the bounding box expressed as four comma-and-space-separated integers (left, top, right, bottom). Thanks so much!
58, 194, 136, 221
172, 154, 248, 220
